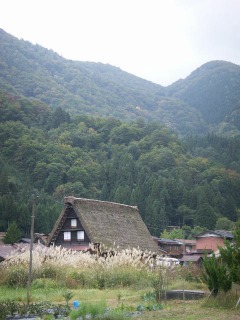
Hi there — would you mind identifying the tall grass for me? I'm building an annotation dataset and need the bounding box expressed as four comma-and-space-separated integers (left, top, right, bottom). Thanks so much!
0, 245, 205, 295
0, 245, 158, 290
202, 291, 240, 309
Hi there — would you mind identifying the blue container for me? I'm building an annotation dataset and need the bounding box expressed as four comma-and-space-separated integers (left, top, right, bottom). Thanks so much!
73, 300, 80, 308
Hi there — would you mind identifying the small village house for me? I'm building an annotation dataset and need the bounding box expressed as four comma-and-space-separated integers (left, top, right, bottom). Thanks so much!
154, 230, 233, 266
47, 196, 159, 253
195, 230, 233, 252
155, 238, 183, 258
176, 238, 196, 254
0, 231, 48, 263
180, 230, 233, 265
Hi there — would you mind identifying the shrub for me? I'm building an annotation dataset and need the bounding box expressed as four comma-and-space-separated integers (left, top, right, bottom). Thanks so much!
152, 268, 169, 301
202, 254, 232, 296
68, 271, 86, 287
0, 267, 7, 285
3, 221, 22, 244
99, 266, 150, 289
181, 263, 202, 283
67, 270, 98, 288
38, 264, 58, 278
31, 278, 58, 289
0, 301, 70, 320
219, 227, 240, 285
66, 266, 150, 290
203, 291, 238, 309
96, 314, 128, 320
64, 276, 80, 289
6, 265, 29, 287
69, 300, 106, 320
63, 290, 74, 307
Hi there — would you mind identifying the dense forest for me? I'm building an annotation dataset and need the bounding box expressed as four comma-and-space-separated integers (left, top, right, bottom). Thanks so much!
0, 28, 240, 238
0, 90, 239, 237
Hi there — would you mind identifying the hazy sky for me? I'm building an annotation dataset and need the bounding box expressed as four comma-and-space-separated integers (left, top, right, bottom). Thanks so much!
1, 0, 240, 86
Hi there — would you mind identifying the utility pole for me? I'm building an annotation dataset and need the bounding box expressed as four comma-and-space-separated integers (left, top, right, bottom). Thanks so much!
27, 192, 35, 305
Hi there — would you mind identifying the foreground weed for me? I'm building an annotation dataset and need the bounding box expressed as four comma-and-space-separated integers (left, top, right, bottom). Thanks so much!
63, 289, 74, 307
202, 291, 239, 309
70, 300, 107, 320
0, 300, 70, 320
142, 291, 156, 301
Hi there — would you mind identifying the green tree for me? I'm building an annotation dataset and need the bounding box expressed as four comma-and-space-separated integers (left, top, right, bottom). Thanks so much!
109, 123, 142, 145
190, 225, 207, 238
3, 221, 22, 244
160, 228, 184, 239
176, 204, 195, 226
219, 227, 240, 284
195, 203, 216, 229
202, 254, 232, 296
51, 107, 71, 128
215, 217, 235, 231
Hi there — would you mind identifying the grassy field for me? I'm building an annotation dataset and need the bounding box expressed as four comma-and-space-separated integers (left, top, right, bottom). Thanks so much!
0, 247, 239, 319
0, 286, 239, 320
136, 300, 240, 320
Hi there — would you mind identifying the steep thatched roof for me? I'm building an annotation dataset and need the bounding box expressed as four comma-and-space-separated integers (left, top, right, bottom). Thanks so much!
48, 196, 158, 253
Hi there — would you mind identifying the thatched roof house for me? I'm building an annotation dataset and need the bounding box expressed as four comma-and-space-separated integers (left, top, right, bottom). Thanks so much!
47, 196, 158, 253
0, 245, 14, 262
0, 243, 46, 262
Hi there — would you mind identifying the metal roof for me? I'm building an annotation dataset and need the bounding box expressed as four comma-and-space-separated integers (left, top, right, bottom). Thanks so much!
195, 230, 233, 239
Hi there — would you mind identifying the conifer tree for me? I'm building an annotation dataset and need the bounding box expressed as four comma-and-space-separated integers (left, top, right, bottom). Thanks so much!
219, 227, 240, 284
3, 221, 22, 244
202, 254, 232, 296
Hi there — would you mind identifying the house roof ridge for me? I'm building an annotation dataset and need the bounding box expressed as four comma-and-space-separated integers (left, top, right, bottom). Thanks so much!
64, 196, 138, 209
175, 238, 196, 243
195, 230, 233, 239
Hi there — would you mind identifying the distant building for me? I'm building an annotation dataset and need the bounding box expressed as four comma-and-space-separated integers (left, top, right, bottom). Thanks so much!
155, 238, 183, 258
180, 230, 233, 265
154, 230, 233, 265
195, 230, 233, 252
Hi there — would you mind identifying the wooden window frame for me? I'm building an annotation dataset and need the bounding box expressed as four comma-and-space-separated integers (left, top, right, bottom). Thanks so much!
77, 231, 84, 241
71, 219, 77, 228
64, 231, 71, 241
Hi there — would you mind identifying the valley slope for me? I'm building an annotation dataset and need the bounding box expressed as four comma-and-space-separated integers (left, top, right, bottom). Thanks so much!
1, 28, 240, 136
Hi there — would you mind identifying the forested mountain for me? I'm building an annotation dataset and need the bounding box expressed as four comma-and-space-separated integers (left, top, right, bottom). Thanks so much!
0, 90, 239, 237
2, 28, 240, 136
0, 28, 166, 120
167, 61, 240, 137
0, 28, 240, 238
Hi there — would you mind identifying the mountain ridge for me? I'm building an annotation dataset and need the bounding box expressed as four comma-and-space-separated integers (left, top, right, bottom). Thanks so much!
0, 28, 240, 136
167, 60, 240, 125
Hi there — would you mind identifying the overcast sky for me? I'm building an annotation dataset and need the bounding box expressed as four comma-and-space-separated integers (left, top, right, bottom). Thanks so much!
1, 0, 240, 86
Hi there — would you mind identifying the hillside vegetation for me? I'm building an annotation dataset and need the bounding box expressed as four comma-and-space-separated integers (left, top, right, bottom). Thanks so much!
0, 28, 240, 236
0, 90, 239, 236
167, 60, 240, 124
1, 28, 240, 136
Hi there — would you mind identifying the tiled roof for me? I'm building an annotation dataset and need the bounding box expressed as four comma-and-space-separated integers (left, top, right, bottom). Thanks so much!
0, 243, 46, 261
195, 230, 233, 239
0, 245, 15, 260
180, 254, 203, 262
175, 239, 196, 245
158, 238, 183, 245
